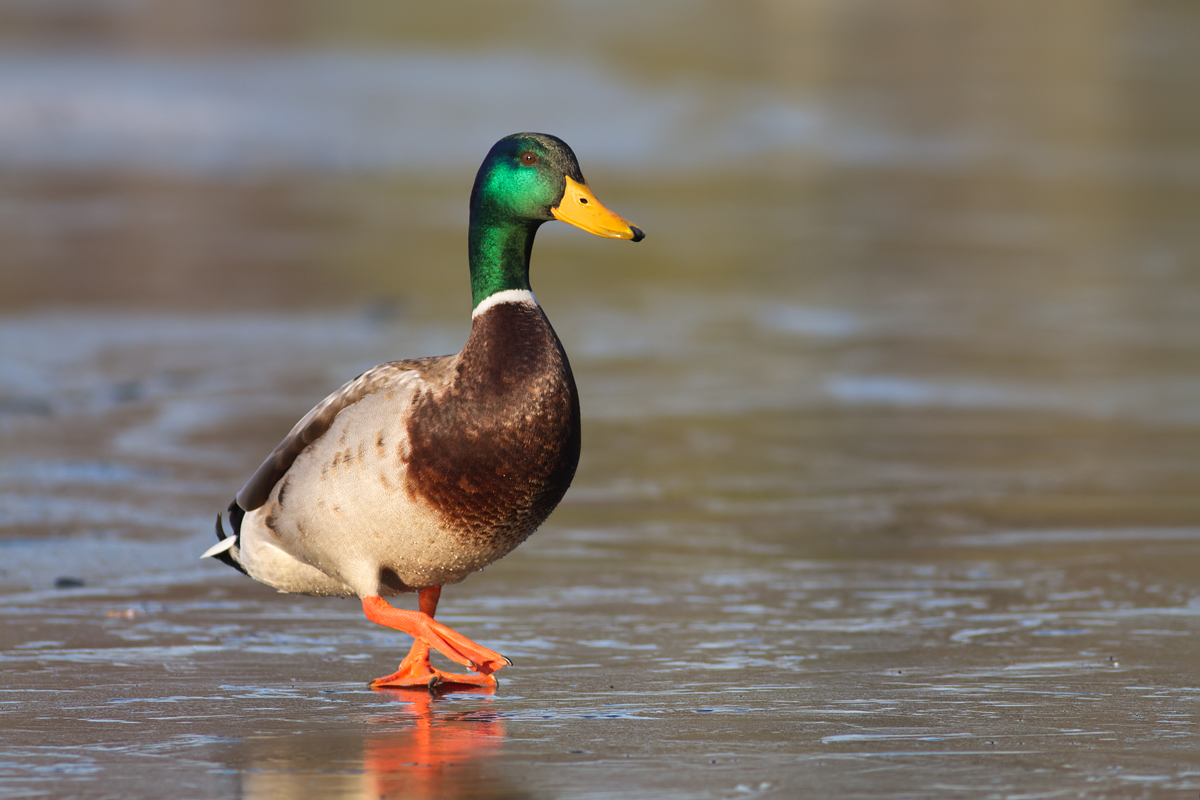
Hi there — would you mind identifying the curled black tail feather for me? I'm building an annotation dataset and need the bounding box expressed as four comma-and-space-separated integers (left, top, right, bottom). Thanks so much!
227, 500, 246, 538
212, 502, 249, 576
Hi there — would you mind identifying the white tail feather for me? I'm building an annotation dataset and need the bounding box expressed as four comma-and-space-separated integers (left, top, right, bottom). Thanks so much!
201, 536, 236, 559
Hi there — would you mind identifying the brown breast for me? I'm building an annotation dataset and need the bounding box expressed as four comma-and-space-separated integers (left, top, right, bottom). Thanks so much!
402, 301, 581, 549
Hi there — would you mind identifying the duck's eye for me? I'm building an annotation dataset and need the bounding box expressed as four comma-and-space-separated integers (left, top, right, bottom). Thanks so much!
521, 151, 538, 166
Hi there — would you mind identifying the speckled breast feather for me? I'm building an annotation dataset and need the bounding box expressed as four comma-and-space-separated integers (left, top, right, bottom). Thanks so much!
404, 300, 581, 549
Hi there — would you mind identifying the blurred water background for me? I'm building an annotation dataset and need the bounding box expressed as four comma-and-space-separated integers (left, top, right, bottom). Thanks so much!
1, 2, 1197, 798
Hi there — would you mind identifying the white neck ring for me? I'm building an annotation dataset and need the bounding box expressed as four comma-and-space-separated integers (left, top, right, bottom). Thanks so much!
472, 289, 539, 318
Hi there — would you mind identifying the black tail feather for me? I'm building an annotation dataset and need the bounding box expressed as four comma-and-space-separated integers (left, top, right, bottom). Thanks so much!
226, 500, 246, 538
212, 503, 249, 576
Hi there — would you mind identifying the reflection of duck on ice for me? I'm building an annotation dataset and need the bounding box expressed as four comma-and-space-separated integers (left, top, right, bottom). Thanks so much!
366, 688, 511, 799
236, 687, 518, 800
204, 133, 643, 689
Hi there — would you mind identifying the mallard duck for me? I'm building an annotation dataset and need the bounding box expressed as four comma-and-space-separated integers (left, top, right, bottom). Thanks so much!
203, 133, 644, 689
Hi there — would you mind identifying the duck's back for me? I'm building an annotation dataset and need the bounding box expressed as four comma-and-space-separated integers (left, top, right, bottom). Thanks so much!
235, 295, 580, 598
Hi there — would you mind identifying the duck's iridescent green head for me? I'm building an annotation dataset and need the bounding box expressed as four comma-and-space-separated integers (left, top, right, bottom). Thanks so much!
468, 133, 644, 308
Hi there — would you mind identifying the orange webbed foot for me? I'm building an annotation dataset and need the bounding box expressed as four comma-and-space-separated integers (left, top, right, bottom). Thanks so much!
362, 589, 511, 686
370, 640, 499, 690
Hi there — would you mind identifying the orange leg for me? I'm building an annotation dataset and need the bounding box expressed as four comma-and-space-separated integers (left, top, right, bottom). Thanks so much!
363, 588, 511, 689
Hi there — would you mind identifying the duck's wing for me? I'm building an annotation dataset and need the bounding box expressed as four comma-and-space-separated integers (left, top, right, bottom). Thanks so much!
235, 355, 454, 511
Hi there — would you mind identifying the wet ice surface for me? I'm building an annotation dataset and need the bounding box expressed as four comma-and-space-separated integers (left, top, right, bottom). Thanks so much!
3, 1, 1200, 797
3, 551, 1197, 799
2, 303, 1197, 799
2, 557, 1197, 799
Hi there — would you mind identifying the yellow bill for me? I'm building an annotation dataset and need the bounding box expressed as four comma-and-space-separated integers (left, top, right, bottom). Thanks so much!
552, 175, 645, 241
